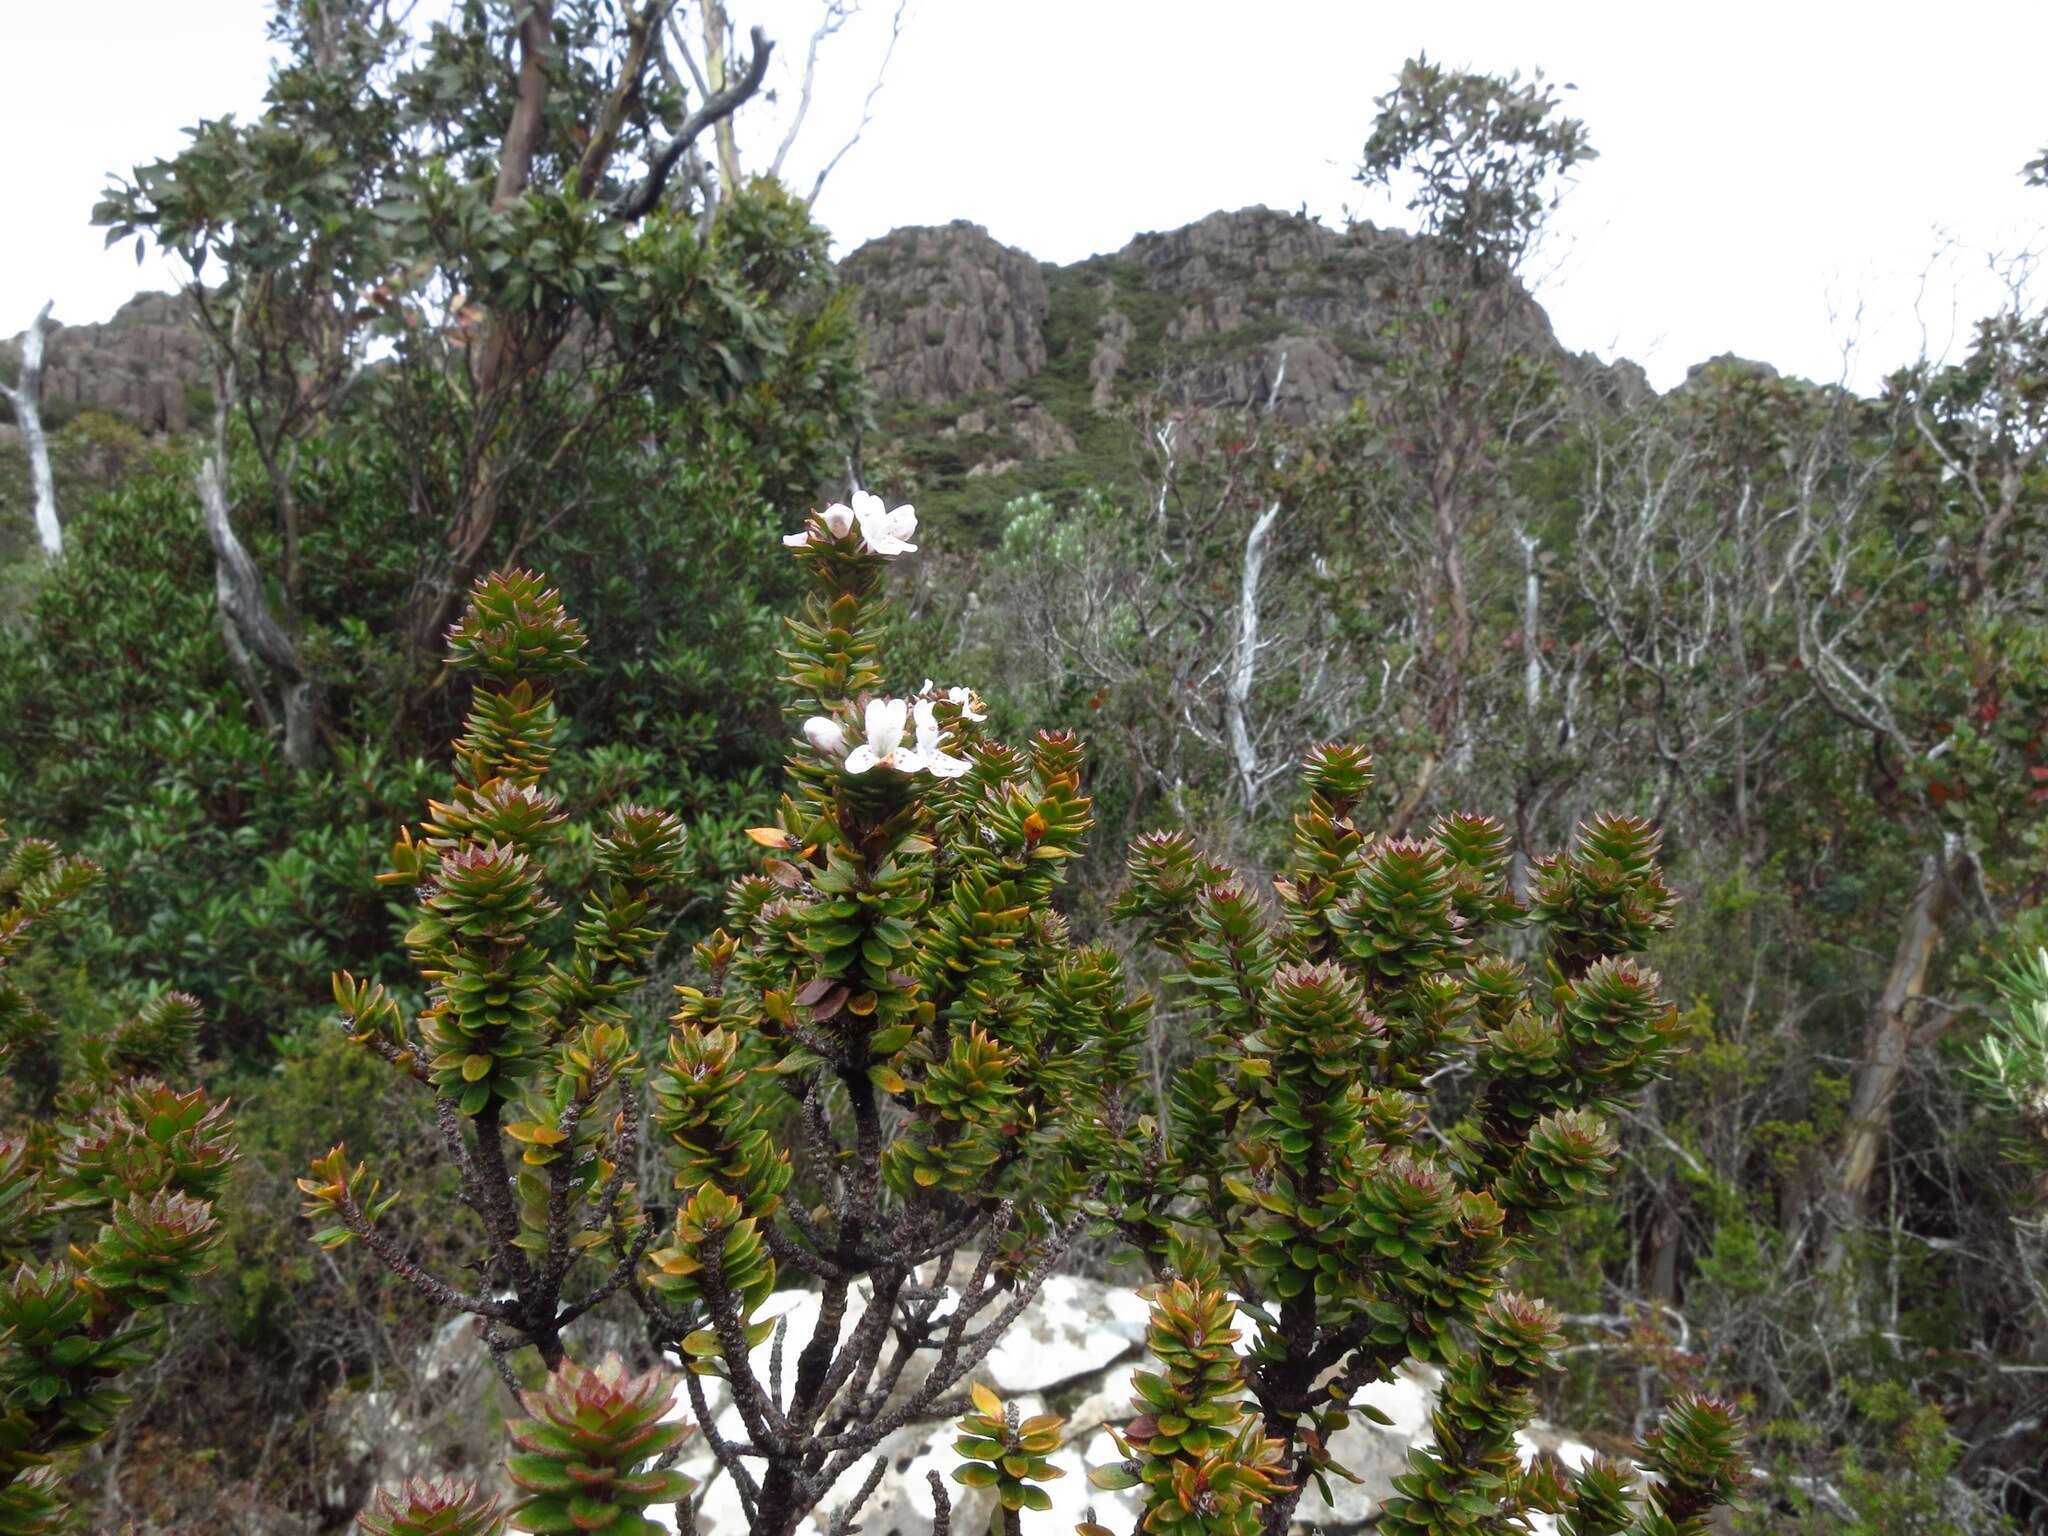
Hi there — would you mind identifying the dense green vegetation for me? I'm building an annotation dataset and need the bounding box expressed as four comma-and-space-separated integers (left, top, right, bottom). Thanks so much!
0, 6, 2043, 1534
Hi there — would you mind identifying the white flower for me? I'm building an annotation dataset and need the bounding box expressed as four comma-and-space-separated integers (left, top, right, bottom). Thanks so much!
918, 679, 988, 722
782, 529, 811, 548
851, 489, 917, 556
836, 697, 970, 779
802, 715, 848, 756
843, 698, 919, 774
914, 699, 972, 779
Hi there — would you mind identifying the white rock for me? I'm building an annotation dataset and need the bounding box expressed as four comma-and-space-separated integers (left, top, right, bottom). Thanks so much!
985, 1273, 1142, 1393
1288, 1363, 1438, 1529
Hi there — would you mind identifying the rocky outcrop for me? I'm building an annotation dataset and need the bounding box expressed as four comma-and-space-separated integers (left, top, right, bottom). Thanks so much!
1088, 284, 1134, 411
1108, 206, 1565, 422
941, 396, 1079, 465
847, 207, 1654, 510
24, 209, 1652, 466
0, 291, 209, 435
843, 222, 1051, 404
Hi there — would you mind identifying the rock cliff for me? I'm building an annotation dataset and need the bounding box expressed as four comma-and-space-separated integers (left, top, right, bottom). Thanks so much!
841, 207, 1643, 525
0, 290, 210, 435
839, 220, 1051, 404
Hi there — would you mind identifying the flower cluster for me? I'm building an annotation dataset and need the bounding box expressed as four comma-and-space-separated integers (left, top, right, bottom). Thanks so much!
803, 696, 972, 780
781, 488, 919, 556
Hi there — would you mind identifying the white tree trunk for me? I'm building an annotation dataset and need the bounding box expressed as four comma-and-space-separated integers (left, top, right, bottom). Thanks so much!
1226, 499, 1282, 814
197, 453, 319, 768
1818, 836, 1968, 1274
2, 301, 61, 557
1517, 528, 1542, 712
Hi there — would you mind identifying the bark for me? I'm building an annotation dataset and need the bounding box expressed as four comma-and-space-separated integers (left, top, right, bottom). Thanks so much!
1, 301, 61, 557
701, 2, 744, 198
493, 0, 554, 209
1516, 528, 1542, 713
1820, 838, 1968, 1272
576, 0, 671, 193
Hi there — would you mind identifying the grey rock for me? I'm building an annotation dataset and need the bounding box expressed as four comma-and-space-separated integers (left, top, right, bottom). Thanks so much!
842, 221, 1050, 404
1, 291, 209, 435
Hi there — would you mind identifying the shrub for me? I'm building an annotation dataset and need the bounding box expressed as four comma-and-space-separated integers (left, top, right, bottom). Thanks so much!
329, 501, 1742, 1536
0, 822, 239, 1533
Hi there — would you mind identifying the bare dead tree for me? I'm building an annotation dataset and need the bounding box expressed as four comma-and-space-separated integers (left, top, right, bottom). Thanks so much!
986, 363, 1360, 837
197, 298, 321, 767
799, 0, 906, 207
1, 301, 61, 558
678, 0, 907, 210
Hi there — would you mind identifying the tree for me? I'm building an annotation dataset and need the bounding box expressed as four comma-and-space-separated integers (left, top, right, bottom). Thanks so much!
1349, 57, 1597, 832
1104, 746, 1741, 1534
1795, 299, 2048, 1272
328, 497, 1743, 1536
983, 387, 1362, 842
308, 502, 1151, 1536
96, 0, 863, 764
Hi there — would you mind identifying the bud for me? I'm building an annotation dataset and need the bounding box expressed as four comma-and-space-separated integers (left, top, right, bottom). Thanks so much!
798, 720, 847, 761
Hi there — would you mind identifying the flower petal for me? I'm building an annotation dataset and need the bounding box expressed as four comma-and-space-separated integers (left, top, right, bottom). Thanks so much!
843, 745, 880, 774
782, 531, 811, 548
853, 492, 918, 556
864, 697, 909, 756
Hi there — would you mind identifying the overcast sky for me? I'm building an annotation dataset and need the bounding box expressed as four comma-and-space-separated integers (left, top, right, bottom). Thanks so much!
5, 0, 2043, 392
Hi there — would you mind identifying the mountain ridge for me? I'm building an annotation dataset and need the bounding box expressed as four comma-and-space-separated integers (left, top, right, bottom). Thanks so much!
6, 206, 1682, 532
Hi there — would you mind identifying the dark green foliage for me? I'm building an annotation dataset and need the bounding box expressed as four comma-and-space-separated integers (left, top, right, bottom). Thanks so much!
1358, 56, 1595, 270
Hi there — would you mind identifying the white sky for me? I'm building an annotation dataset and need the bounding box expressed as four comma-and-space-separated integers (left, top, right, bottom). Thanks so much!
4, 0, 2044, 392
